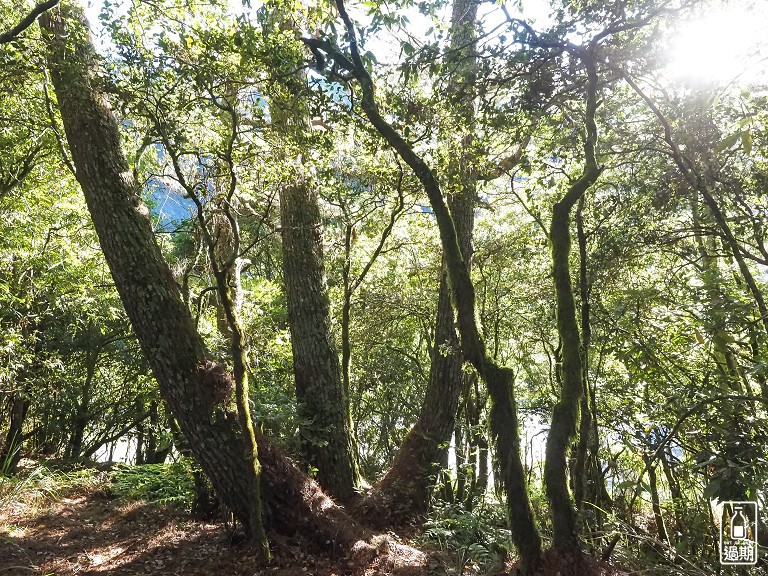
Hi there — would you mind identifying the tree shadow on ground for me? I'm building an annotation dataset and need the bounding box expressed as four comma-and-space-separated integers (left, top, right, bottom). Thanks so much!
0, 484, 431, 576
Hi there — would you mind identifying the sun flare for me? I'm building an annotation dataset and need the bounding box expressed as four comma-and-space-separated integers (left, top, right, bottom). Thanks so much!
667, 2, 768, 86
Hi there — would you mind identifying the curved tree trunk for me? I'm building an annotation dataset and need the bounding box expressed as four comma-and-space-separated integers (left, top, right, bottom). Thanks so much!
40, 2, 366, 553
361, 261, 466, 522
358, 0, 477, 526
543, 50, 601, 557
323, 3, 543, 571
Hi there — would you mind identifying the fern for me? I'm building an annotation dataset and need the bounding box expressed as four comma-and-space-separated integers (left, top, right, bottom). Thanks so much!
108, 461, 194, 506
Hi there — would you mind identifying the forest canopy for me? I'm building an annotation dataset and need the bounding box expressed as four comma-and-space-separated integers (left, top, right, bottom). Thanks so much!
1, 0, 767, 574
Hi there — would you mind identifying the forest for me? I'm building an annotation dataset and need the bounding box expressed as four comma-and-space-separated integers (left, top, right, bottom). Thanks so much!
0, 0, 767, 574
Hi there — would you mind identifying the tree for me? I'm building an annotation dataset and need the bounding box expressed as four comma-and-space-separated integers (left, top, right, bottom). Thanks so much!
40, 0, 365, 555
2, 0, 766, 573
543, 46, 601, 556
264, 6, 360, 501
304, 1, 543, 571
362, 0, 479, 524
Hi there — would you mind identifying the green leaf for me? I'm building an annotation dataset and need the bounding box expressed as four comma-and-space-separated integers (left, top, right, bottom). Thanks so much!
364, 50, 378, 65
703, 477, 722, 499
741, 130, 752, 155
714, 131, 740, 154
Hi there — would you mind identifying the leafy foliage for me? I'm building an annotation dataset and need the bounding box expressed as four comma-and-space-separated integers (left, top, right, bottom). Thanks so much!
418, 501, 512, 575
109, 462, 195, 506
2, 0, 768, 571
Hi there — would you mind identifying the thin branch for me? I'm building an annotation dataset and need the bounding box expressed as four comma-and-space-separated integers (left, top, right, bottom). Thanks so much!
350, 157, 406, 294
476, 129, 534, 182
43, 72, 76, 176
81, 410, 153, 459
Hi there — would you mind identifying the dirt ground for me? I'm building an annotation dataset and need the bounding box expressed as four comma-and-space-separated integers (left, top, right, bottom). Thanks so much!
0, 478, 433, 576
0, 479, 627, 576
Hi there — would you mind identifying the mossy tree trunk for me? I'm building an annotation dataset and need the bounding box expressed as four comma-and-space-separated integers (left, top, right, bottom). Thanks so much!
643, 453, 669, 544
319, 3, 543, 571
268, 19, 360, 502
215, 262, 270, 557
40, 2, 366, 554
543, 49, 602, 557
360, 0, 478, 525
197, 121, 271, 554
571, 197, 591, 510
133, 65, 270, 553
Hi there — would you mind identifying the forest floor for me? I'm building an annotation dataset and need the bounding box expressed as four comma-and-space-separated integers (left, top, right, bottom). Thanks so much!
0, 472, 626, 576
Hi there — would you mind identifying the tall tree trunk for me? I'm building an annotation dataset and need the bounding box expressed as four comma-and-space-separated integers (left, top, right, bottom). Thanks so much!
359, 0, 477, 525
278, 182, 359, 502
192, 118, 269, 553
1, 392, 29, 474
269, 19, 359, 502
325, 4, 543, 570
572, 196, 591, 509
543, 51, 601, 557
40, 2, 366, 553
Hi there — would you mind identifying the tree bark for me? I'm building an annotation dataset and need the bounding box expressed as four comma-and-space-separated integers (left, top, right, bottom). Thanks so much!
183, 92, 270, 554
543, 50, 601, 557
269, 19, 359, 502
323, 3, 543, 571
358, 0, 478, 525
215, 264, 269, 556
572, 197, 591, 510
40, 2, 367, 552
1, 392, 29, 474
278, 181, 360, 503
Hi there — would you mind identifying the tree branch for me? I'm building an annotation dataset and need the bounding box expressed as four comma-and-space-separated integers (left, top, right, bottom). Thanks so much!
81, 410, 152, 459
0, 0, 60, 44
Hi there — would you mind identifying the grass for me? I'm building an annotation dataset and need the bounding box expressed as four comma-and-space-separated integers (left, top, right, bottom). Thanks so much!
0, 464, 102, 513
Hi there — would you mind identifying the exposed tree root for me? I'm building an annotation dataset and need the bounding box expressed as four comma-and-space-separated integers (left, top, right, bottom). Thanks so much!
355, 428, 436, 529
257, 431, 372, 556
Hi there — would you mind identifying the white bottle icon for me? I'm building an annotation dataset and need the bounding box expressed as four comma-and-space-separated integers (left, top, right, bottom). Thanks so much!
731, 506, 747, 539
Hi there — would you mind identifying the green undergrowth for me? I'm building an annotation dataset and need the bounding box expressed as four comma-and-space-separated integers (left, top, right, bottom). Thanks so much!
108, 461, 195, 506
416, 500, 512, 575
0, 465, 102, 511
